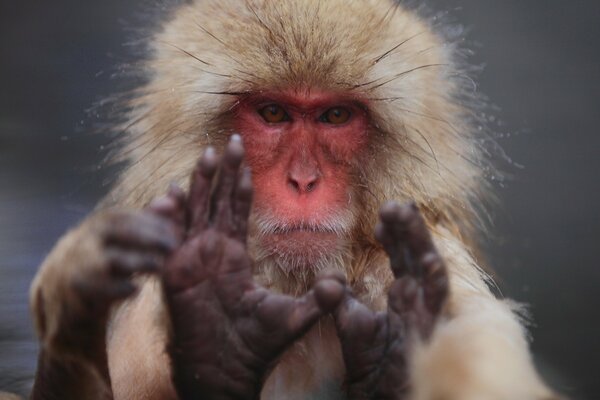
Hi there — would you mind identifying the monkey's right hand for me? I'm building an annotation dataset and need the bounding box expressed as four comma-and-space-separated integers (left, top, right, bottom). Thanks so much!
162, 135, 345, 400
333, 203, 449, 400
30, 204, 181, 364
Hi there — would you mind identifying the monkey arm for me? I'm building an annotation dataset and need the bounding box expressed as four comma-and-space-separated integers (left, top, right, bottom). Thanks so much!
333, 203, 448, 400
406, 231, 561, 400
29, 202, 183, 400
161, 136, 345, 400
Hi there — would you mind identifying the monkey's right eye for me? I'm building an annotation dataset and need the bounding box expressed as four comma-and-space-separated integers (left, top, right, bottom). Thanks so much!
259, 105, 289, 123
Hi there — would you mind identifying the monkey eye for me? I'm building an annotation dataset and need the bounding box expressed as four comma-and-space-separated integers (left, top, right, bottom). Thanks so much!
320, 107, 351, 125
259, 105, 290, 123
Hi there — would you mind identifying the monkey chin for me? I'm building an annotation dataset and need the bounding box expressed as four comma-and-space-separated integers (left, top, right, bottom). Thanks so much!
262, 229, 344, 268
248, 211, 354, 293
250, 228, 351, 294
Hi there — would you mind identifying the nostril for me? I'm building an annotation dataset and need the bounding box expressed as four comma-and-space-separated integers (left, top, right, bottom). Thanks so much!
287, 174, 319, 194
288, 178, 300, 192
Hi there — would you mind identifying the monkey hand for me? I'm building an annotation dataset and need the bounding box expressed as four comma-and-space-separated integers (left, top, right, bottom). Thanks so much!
333, 203, 449, 400
29, 199, 182, 369
162, 135, 345, 400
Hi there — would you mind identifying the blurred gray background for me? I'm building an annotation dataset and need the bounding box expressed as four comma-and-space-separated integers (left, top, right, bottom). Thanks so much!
0, 0, 598, 398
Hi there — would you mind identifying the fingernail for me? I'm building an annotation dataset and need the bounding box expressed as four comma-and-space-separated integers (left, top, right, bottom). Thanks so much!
204, 146, 216, 157
168, 182, 184, 199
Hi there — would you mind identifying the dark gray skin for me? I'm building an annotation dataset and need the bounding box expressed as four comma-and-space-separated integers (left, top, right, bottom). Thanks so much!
333, 203, 450, 400
158, 136, 449, 399
159, 135, 346, 399
30, 135, 448, 400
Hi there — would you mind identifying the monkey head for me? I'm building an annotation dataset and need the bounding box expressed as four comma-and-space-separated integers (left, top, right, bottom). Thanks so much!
107, 0, 487, 294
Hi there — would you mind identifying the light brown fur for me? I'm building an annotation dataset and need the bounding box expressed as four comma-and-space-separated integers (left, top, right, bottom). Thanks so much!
32, 1, 558, 399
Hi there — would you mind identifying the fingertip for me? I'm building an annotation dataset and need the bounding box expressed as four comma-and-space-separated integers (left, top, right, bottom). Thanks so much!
397, 203, 419, 224
147, 195, 177, 215
226, 134, 245, 166
230, 133, 243, 144
167, 183, 186, 202
199, 146, 219, 177
374, 221, 386, 244
314, 279, 345, 313
317, 269, 346, 285
204, 145, 217, 158
379, 201, 401, 223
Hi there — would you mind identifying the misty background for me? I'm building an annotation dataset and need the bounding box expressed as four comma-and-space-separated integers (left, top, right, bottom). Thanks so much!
1, 0, 598, 398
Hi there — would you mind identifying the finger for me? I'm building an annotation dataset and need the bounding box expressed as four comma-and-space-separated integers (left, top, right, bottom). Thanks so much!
254, 277, 342, 336
231, 167, 253, 242
147, 184, 187, 239
188, 147, 219, 236
103, 212, 179, 253
421, 253, 449, 315
388, 277, 437, 339
213, 134, 245, 234
146, 184, 186, 219
334, 291, 378, 342
388, 277, 419, 316
257, 290, 323, 337
163, 237, 213, 292
377, 202, 437, 279
313, 276, 345, 313
398, 203, 435, 262
214, 241, 254, 309
106, 248, 163, 277
375, 219, 409, 278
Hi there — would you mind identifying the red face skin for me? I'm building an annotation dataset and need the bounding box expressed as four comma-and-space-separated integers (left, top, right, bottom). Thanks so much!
234, 89, 369, 261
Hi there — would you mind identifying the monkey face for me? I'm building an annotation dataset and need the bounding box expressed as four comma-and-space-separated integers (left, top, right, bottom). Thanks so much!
233, 88, 369, 265
110, 0, 485, 279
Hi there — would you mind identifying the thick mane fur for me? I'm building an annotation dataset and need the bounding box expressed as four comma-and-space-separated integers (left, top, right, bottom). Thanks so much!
104, 0, 491, 296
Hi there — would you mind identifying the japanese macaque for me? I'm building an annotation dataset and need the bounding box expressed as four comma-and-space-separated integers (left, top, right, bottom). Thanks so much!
28, 0, 559, 399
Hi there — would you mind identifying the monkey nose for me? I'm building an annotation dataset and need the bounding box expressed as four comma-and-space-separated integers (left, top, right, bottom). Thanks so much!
287, 172, 319, 194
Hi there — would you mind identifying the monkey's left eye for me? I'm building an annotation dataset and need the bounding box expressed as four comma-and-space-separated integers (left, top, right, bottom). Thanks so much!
259, 105, 290, 123
320, 107, 351, 125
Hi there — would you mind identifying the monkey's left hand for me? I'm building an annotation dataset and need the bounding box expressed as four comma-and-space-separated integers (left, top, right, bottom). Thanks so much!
160, 135, 345, 400
333, 203, 449, 400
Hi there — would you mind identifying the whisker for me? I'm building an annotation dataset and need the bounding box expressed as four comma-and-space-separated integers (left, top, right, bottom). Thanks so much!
159, 42, 212, 66
366, 63, 446, 91
372, 31, 426, 65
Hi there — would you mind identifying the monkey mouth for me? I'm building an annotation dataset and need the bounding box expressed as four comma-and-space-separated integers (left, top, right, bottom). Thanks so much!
253, 216, 351, 263
262, 225, 341, 249
250, 211, 354, 264
269, 223, 339, 235
253, 211, 353, 237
